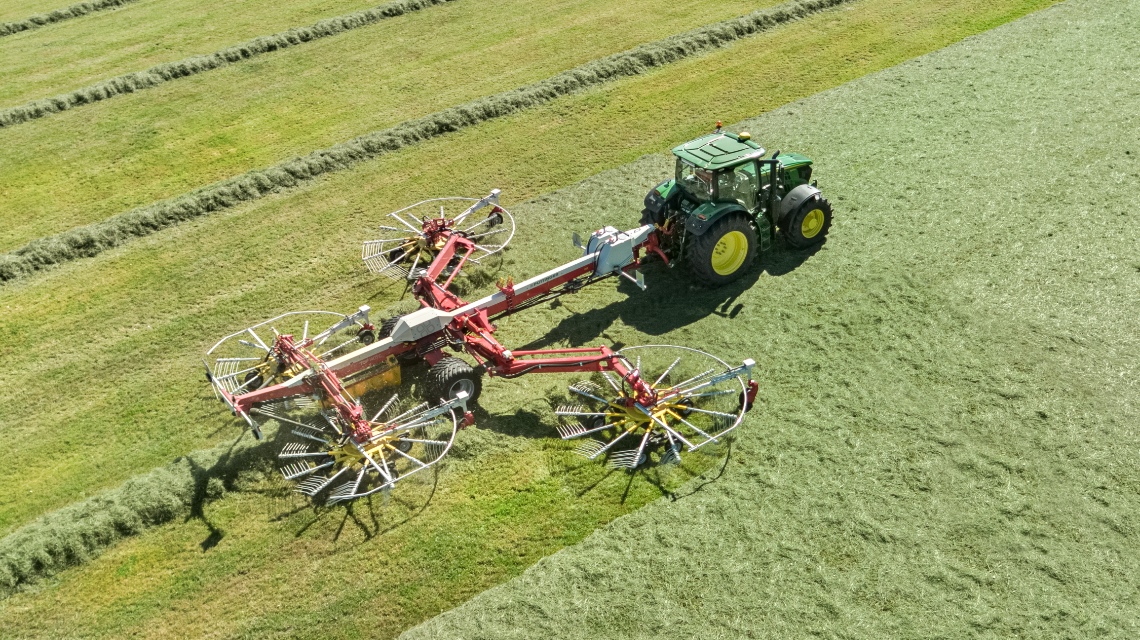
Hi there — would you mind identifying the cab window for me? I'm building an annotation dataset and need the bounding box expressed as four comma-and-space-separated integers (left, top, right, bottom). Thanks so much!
718, 163, 759, 211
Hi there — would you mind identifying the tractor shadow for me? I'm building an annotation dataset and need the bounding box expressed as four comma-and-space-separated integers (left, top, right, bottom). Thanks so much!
522, 241, 822, 346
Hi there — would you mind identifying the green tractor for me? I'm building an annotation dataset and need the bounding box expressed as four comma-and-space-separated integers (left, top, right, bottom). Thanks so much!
641, 126, 833, 285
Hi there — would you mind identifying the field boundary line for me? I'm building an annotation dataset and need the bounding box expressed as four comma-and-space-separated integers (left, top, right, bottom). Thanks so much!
0, 0, 138, 38
0, 0, 460, 127
0, 0, 855, 284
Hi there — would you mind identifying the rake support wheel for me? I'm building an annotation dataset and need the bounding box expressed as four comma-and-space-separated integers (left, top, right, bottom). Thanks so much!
427, 357, 482, 405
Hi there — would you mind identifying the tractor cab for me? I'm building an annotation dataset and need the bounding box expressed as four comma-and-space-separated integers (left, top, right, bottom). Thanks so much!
641, 127, 833, 285
671, 131, 813, 214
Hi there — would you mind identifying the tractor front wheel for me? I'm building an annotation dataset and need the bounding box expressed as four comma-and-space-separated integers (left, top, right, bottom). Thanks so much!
426, 357, 482, 405
687, 214, 757, 286
782, 197, 833, 249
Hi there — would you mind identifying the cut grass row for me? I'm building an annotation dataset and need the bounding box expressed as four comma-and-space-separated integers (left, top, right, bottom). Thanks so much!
0, 0, 847, 280
0, 0, 382, 102
0, 0, 767, 254
0, 0, 134, 36
0, 0, 1060, 598
0, 0, 460, 127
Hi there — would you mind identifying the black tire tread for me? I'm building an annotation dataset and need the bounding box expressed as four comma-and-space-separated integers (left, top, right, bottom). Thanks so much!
686, 214, 758, 286
782, 196, 833, 249
426, 356, 482, 405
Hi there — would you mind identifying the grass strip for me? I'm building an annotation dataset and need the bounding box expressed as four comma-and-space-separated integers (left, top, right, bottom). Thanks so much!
0, 0, 853, 284
0, 0, 135, 37
0, 434, 263, 597
0, 0, 457, 127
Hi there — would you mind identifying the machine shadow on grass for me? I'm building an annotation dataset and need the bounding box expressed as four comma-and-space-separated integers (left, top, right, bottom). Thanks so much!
522, 240, 822, 346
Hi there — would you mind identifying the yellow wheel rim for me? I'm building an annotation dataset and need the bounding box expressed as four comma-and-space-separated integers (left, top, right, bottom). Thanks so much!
801, 208, 825, 238
711, 230, 749, 276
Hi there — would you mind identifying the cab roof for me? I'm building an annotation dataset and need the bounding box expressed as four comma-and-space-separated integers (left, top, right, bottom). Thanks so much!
672, 132, 765, 170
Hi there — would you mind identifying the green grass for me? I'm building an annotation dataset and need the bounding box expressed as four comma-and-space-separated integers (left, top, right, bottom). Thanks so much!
0, 0, 847, 281
399, 0, 1140, 636
0, 0, 767, 254
0, 0, 460, 128
0, 0, 1052, 533
0, 0, 122, 24
0, 0, 1081, 635
0, 0, 383, 100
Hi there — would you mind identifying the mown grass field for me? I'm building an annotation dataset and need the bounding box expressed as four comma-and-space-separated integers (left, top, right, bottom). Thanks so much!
2, 0, 1126, 636
0, 0, 91, 23
0, 0, 377, 99
0, 0, 1053, 532
402, 0, 1140, 635
0, 0, 766, 252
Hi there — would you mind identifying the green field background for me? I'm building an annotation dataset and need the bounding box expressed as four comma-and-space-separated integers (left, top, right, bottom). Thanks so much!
0, 0, 376, 93
3, 0, 1134, 636
0, 0, 765, 252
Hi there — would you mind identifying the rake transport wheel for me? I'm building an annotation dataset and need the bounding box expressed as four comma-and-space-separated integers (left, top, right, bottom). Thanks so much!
556, 345, 750, 470
274, 392, 462, 503
362, 195, 515, 280
781, 197, 833, 249
427, 357, 482, 405
687, 214, 757, 286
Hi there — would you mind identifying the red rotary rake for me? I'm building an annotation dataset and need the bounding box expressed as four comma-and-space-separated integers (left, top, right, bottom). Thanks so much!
206, 190, 757, 502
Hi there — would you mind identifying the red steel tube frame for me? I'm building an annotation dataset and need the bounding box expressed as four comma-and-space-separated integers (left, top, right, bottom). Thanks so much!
225, 221, 664, 422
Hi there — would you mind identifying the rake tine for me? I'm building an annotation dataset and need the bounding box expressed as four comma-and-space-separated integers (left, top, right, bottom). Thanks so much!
623, 428, 653, 469
291, 427, 328, 444
601, 372, 622, 394
369, 394, 400, 424
282, 460, 334, 481
588, 428, 635, 460
557, 420, 617, 440
654, 357, 682, 387
299, 466, 350, 496
569, 383, 610, 406
573, 440, 607, 458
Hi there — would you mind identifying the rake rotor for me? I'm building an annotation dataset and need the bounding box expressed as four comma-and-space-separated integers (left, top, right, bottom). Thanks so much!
269, 392, 465, 503
362, 190, 515, 280
557, 346, 753, 469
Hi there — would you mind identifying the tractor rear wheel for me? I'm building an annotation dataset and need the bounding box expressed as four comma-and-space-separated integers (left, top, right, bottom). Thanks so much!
426, 357, 482, 405
782, 197, 833, 249
687, 214, 757, 286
